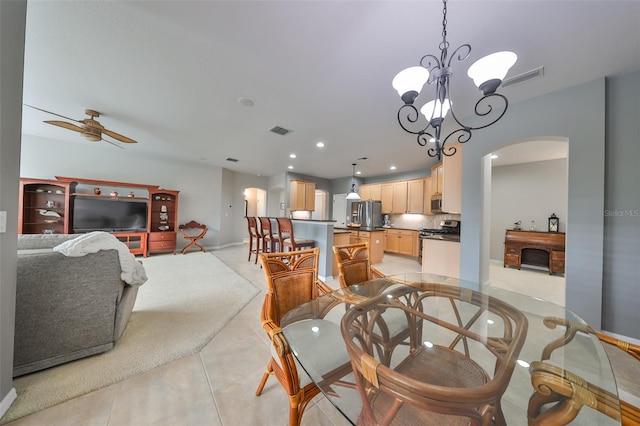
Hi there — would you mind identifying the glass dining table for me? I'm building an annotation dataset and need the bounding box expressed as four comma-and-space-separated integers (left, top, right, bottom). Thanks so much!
281, 273, 621, 425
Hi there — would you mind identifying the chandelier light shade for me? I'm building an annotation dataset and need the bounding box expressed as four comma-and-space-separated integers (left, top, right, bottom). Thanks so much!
345, 163, 361, 200
393, 0, 517, 160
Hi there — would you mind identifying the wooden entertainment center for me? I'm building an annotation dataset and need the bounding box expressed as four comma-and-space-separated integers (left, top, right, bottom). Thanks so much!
19, 177, 179, 256
503, 229, 566, 276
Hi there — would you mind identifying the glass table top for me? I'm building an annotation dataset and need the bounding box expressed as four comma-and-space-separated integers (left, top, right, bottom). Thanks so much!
281, 273, 620, 425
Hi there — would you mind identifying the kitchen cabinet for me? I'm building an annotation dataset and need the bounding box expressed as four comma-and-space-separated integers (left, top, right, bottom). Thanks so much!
442, 143, 462, 213
290, 179, 315, 211
407, 179, 425, 214
349, 229, 384, 263
422, 239, 460, 278
385, 229, 419, 257
359, 183, 381, 201
391, 181, 407, 213
429, 143, 462, 213
424, 176, 433, 214
380, 183, 393, 213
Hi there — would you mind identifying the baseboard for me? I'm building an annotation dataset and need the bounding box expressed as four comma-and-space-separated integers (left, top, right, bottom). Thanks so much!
0, 388, 17, 420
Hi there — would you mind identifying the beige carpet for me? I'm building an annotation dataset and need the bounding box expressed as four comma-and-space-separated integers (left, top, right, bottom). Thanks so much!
2, 251, 260, 424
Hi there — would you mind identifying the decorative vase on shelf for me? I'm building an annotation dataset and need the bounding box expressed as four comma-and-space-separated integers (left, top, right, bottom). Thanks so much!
530, 220, 536, 231
110, 191, 118, 197
94, 187, 101, 195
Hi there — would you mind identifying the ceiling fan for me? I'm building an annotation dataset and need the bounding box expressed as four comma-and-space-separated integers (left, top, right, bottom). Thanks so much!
25, 105, 137, 148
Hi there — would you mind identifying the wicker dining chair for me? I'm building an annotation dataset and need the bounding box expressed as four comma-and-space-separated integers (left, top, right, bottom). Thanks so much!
528, 317, 639, 425
332, 242, 384, 288
255, 248, 336, 426
246, 216, 262, 263
341, 283, 528, 426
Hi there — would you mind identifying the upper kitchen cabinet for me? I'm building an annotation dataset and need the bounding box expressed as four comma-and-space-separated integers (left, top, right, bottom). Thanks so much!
290, 179, 315, 211
359, 183, 381, 201
407, 179, 425, 214
391, 181, 408, 213
442, 144, 462, 214
424, 176, 433, 214
380, 183, 393, 214
429, 144, 462, 214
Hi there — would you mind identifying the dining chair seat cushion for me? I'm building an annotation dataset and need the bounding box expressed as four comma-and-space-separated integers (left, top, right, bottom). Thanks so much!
367, 344, 489, 424
273, 319, 350, 388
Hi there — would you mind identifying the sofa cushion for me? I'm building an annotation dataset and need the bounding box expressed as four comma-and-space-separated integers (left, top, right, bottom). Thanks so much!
17, 234, 77, 250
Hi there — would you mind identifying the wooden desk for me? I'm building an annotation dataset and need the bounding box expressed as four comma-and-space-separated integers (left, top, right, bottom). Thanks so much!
504, 230, 565, 275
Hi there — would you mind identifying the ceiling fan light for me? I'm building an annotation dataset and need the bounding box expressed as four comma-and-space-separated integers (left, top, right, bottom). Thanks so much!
81, 132, 101, 142
420, 99, 451, 123
392, 66, 430, 104
467, 51, 518, 95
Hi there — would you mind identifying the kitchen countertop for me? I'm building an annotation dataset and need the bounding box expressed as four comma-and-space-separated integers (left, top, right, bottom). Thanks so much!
334, 226, 419, 232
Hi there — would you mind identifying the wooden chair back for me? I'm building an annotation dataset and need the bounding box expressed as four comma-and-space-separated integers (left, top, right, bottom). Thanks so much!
259, 217, 279, 253
341, 283, 528, 425
276, 217, 314, 251
333, 242, 384, 288
246, 216, 261, 263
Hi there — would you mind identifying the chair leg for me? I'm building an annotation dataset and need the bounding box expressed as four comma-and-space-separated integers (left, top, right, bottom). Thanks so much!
254, 237, 261, 264
255, 362, 273, 396
248, 237, 253, 261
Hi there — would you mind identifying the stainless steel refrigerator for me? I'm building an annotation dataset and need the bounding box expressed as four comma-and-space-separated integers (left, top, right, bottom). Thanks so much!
350, 200, 382, 230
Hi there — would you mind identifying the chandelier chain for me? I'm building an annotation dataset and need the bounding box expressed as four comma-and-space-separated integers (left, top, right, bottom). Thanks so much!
440, 0, 449, 53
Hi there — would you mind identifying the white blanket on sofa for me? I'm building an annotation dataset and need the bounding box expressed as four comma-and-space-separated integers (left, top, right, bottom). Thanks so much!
53, 231, 148, 286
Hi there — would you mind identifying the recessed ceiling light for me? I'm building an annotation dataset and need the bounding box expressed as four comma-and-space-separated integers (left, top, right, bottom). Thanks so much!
289, 153, 296, 158
288, 165, 294, 169
491, 154, 499, 159
238, 97, 255, 107
316, 142, 325, 148
356, 171, 362, 175
390, 165, 397, 170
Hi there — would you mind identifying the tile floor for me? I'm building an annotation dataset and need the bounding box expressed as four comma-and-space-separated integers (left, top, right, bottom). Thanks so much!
5, 245, 636, 425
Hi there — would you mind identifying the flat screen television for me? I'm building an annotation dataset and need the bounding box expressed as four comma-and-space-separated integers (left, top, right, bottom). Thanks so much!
73, 197, 148, 233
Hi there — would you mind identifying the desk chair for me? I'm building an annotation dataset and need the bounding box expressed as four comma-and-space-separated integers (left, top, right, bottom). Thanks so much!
341, 284, 528, 425
276, 218, 315, 252
178, 220, 207, 254
246, 216, 262, 263
255, 248, 343, 426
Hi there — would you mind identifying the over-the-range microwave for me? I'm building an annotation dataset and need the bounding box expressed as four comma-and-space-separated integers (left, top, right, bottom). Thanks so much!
431, 194, 443, 214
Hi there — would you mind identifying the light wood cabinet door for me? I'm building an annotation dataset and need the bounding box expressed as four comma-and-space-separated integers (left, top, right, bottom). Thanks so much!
380, 183, 393, 213
368, 184, 381, 201
385, 229, 417, 257
359, 185, 371, 201
392, 181, 407, 213
431, 163, 443, 195
442, 143, 462, 213
424, 176, 433, 214
290, 179, 316, 211
407, 179, 425, 214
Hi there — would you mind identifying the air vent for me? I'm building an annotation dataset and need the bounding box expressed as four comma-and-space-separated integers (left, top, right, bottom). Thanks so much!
226, 157, 238, 162
502, 66, 544, 88
269, 125, 292, 136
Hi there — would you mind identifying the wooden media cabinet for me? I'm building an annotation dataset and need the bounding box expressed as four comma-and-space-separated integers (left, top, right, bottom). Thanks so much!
504, 229, 566, 276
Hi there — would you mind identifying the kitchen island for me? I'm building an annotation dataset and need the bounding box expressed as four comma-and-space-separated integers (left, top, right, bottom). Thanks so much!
290, 219, 337, 280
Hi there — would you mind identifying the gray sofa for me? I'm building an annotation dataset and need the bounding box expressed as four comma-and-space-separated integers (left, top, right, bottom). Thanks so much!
14, 234, 139, 377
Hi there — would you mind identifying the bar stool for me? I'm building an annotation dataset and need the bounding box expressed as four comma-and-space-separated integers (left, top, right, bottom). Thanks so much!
276, 217, 315, 252
246, 216, 262, 263
259, 217, 280, 253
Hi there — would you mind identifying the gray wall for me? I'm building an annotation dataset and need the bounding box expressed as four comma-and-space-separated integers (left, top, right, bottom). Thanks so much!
0, 0, 26, 416
490, 158, 568, 261
603, 72, 640, 338
461, 77, 608, 331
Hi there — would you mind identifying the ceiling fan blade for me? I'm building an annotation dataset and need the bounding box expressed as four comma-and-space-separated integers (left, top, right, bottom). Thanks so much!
102, 128, 137, 144
100, 137, 125, 149
44, 120, 85, 133
25, 104, 83, 123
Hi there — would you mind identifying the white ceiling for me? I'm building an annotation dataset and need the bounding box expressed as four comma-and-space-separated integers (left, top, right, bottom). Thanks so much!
21, 1, 640, 179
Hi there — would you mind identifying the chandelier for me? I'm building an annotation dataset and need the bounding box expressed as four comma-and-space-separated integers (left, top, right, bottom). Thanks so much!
392, 0, 517, 160
345, 163, 361, 200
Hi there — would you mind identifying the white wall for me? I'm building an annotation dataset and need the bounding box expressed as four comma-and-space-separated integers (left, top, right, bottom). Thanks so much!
490, 158, 568, 261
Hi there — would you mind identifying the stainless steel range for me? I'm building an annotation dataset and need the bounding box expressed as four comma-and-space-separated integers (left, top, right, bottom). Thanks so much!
419, 220, 461, 262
